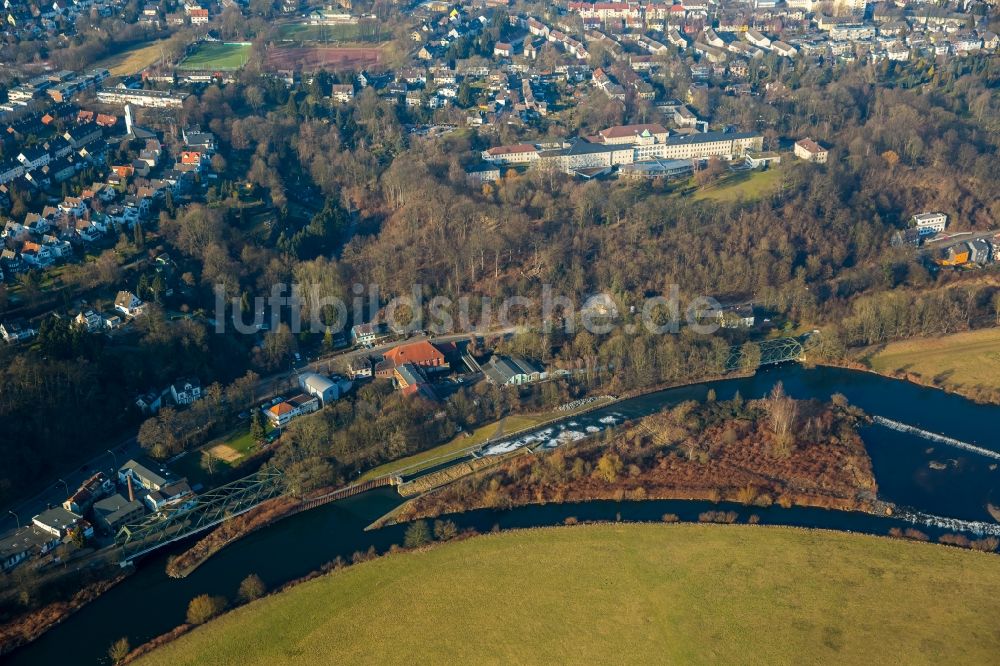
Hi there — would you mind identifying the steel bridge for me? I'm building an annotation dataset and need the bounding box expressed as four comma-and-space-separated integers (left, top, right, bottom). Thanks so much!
115, 467, 286, 563
725, 336, 805, 371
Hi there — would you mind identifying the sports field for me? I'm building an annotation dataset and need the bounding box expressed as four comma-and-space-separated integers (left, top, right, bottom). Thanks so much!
265, 46, 381, 72
868, 327, 1000, 391
178, 42, 250, 71
137, 524, 1000, 665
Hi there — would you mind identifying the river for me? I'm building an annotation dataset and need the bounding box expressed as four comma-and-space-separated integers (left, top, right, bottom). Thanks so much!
6, 365, 1000, 665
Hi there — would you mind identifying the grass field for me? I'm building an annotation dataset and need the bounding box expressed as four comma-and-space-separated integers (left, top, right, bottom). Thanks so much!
693, 163, 787, 203
360, 413, 546, 481
177, 42, 250, 71
273, 22, 384, 43
93, 39, 171, 76
868, 327, 1000, 391
137, 524, 1000, 665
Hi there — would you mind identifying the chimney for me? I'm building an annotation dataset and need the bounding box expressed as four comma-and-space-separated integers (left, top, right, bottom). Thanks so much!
126, 475, 135, 503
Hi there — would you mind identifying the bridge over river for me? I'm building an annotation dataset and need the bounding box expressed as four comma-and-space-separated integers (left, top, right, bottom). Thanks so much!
725, 336, 806, 371
115, 467, 286, 563
115, 337, 809, 563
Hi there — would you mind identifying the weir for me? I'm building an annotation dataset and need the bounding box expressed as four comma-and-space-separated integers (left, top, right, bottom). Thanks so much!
898, 509, 1000, 537
871, 415, 1000, 461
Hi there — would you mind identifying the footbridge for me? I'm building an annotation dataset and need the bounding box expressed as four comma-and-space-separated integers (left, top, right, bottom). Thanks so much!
725, 336, 805, 372
115, 467, 286, 563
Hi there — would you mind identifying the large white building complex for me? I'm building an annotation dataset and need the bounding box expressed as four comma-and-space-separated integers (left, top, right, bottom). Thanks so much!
481, 124, 763, 176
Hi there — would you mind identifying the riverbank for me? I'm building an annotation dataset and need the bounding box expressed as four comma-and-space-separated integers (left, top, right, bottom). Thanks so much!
820, 329, 1000, 406
165, 496, 302, 578
0, 570, 131, 657
8, 364, 1000, 666
130, 523, 1000, 665
388, 395, 884, 527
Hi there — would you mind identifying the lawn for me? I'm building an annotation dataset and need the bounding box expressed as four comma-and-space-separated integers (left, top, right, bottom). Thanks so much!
360, 413, 547, 481
867, 327, 1000, 391
177, 42, 251, 71
692, 163, 787, 203
93, 39, 172, 76
171, 423, 269, 484
137, 524, 1000, 665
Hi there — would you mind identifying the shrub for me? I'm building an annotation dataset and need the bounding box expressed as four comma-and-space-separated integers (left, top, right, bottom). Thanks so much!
564, 516, 578, 525
433, 519, 458, 541
238, 574, 266, 603
938, 533, 971, 548
972, 537, 999, 552
108, 637, 130, 665
404, 520, 432, 548
186, 594, 227, 625
661, 513, 679, 523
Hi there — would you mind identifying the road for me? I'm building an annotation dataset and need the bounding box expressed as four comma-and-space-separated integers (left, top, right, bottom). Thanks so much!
0, 326, 519, 533
922, 228, 999, 252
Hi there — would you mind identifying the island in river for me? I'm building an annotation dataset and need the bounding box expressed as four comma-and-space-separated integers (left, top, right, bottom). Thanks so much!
395, 387, 883, 524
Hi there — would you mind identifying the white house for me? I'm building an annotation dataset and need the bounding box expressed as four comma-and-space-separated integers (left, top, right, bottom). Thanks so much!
170, 377, 202, 405
114, 290, 146, 317
912, 212, 947, 235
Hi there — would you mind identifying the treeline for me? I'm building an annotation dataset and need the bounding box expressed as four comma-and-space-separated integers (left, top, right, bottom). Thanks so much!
0, 310, 255, 506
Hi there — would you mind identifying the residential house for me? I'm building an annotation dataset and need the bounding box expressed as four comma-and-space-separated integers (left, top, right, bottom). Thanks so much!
794, 137, 828, 163
170, 377, 202, 405
135, 390, 163, 415
145, 479, 195, 512
0, 527, 58, 571
73, 309, 102, 332
118, 459, 172, 491
912, 212, 947, 235
350, 322, 389, 346
32, 506, 81, 538
1, 318, 37, 343
114, 290, 146, 317
348, 356, 373, 379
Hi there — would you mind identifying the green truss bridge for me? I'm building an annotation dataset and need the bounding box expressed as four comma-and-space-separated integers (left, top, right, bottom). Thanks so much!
724, 336, 806, 372
115, 467, 286, 563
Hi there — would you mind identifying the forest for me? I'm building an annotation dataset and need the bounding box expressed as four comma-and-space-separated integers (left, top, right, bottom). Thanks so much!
1, 48, 998, 508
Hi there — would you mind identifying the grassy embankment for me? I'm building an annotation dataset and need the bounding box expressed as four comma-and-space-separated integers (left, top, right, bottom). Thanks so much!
92, 39, 172, 76
360, 400, 616, 482
137, 523, 1000, 665
359, 413, 546, 481
692, 163, 788, 203
865, 327, 1000, 395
